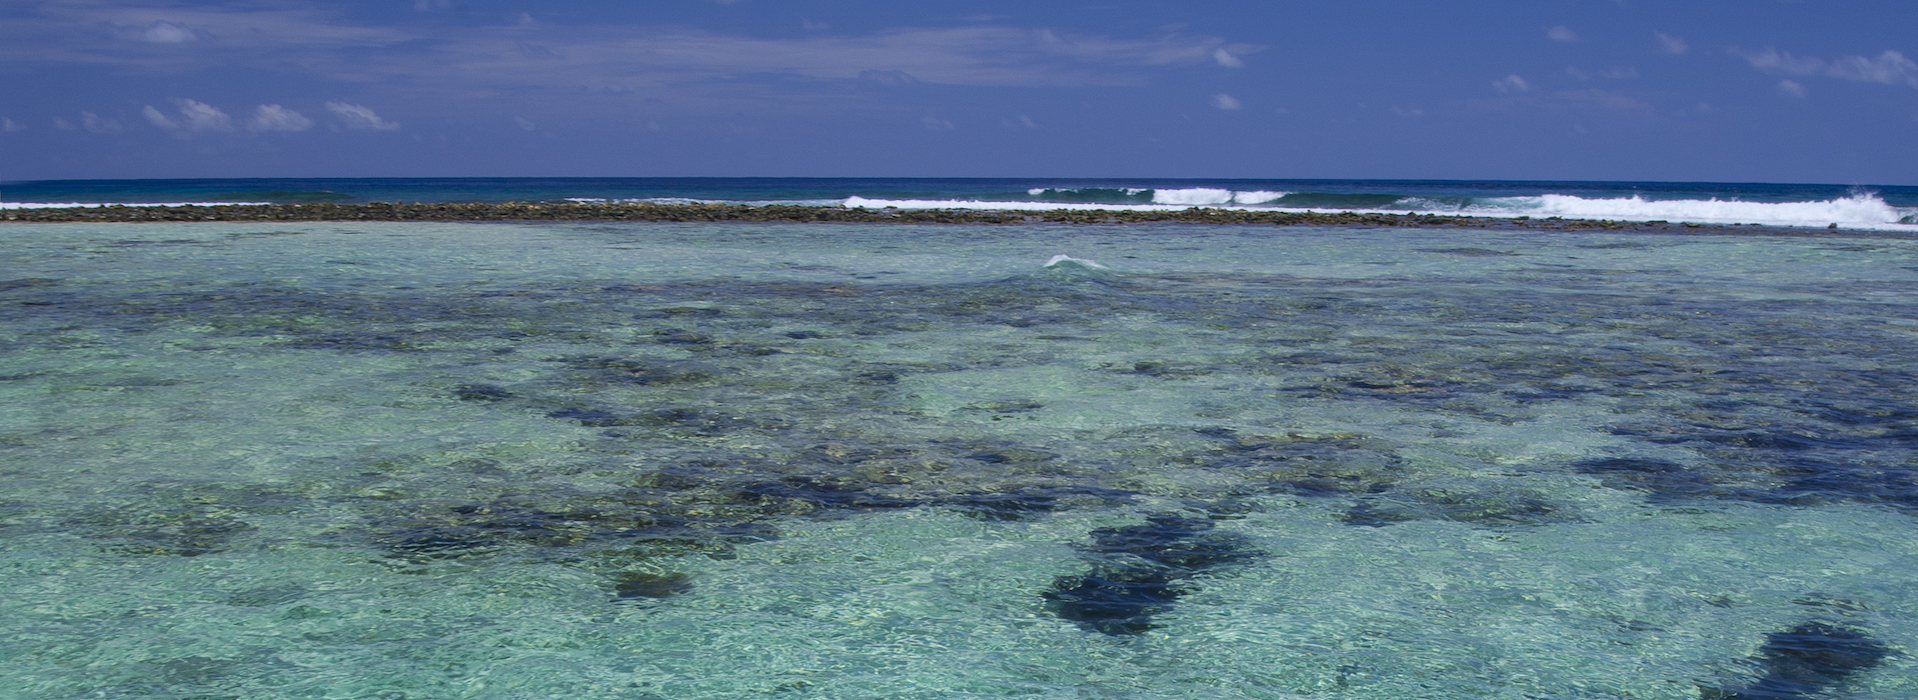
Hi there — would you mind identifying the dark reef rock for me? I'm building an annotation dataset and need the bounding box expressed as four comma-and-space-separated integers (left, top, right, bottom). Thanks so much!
1342, 488, 1571, 528
547, 407, 634, 427
0, 200, 1757, 235
612, 571, 692, 600
1045, 571, 1185, 636
1044, 514, 1257, 635
1701, 621, 1891, 699
453, 384, 514, 402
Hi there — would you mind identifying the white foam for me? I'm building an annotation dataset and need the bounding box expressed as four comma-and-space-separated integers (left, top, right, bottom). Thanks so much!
1044, 254, 1108, 269
846, 196, 1178, 211
1232, 190, 1287, 205
1473, 193, 1917, 230
1151, 188, 1235, 206
844, 193, 1918, 231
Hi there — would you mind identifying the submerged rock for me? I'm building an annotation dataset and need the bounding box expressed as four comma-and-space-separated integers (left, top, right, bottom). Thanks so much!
1701, 621, 1891, 699
1342, 488, 1571, 528
1043, 514, 1257, 636
453, 384, 514, 402
1045, 571, 1184, 636
612, 571, 692, 600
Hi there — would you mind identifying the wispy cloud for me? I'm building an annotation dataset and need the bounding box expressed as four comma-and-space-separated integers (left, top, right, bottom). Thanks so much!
1737, 48, 1918, 88
0, 4, 1258, 92
326, 102, 399, 130
81, 111, 124, 133
0, 2, 413, 70
1553, 89, 1652, 111
1566, 66, 1637, 81
411, 25, 1264, 90
141, 20, 196, 43
1546, 26, 1578, 43
176, 98, 231, 130
145, 99, 232, 132
141, 105, 175, 129
1492, 74, 1529, 93
2, 118, 23, 132
1777, 79, 1807, 98
1212, 93, 1242, 110
247, 104, 312, 132
1654, 32, 1687, 55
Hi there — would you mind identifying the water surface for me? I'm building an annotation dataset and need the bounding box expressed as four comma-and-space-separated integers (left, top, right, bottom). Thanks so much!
2, 221, 1914, 698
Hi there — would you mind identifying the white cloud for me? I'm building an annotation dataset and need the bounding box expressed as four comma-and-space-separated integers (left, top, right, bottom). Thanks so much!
1493, 74, 1530, 93
1391, 105, 1423, 117
998, 115, 1039, 129
1830, 51, 1918, 86
1553, 89, 1651, 111
326, 102, 400, 130
54, 118, 76, 130
1546, 26, 1578, 43
1739, 48, 1918, 88
514, 116, 537, 130
1778, 79, 1807, 98
1739, 48, 1826, 75
1212, 93, 1241, 110
2, 117, 22, 132
921, 115, 954, 130
1655, 32, 1687, 55
142, 105, 177, 129
145, 99, 234, 132
0, 6, 1266, 118
142, 20, 196, 43
1567, 66, 1639, 81
248, 104, 313, 132
81, 112, 124, 133
175, 99, 233, 131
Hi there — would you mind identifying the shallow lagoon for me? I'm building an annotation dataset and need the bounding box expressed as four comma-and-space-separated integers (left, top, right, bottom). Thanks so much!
2, 221, 1915, 698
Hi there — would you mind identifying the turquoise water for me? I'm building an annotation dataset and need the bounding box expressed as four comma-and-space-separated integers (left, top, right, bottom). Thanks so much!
2, 221, 1915, 698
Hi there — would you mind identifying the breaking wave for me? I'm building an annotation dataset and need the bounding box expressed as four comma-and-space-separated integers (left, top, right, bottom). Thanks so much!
847, 191, 1918, 230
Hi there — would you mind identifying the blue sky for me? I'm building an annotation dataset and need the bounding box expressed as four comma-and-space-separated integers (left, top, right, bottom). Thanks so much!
3, 0, 1914, 183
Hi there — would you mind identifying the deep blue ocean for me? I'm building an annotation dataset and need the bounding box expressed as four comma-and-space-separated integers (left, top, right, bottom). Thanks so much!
4, 176, 1917, 229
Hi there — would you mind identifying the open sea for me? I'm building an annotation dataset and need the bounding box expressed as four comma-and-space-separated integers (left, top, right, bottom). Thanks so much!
3, 178, 1916, 698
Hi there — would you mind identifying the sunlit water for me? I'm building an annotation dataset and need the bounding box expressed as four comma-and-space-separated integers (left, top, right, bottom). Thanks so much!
2, 221, 1915, 699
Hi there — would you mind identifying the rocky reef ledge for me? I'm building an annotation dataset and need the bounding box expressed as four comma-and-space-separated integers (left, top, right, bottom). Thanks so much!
0, 200, 1864, 234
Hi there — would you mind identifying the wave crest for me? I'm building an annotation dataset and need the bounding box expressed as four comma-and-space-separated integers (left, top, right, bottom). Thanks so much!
1485, 193, 1911, 228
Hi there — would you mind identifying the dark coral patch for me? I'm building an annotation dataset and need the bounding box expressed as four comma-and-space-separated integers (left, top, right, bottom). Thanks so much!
1701, 621, 1891, 700
1044, 514, 1257, 636
612, 572, 692, 600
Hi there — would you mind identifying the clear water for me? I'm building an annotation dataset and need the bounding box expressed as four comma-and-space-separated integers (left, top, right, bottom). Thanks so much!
2, 221, 1915, 698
